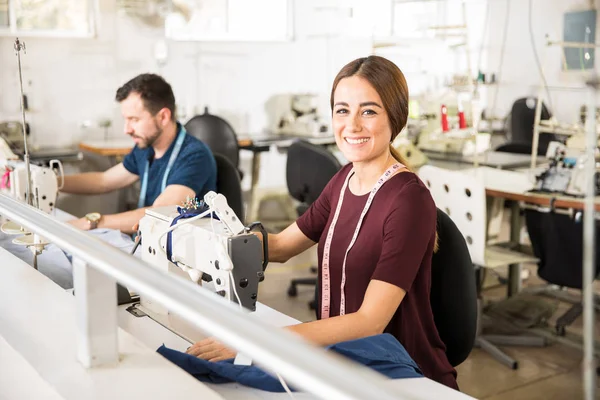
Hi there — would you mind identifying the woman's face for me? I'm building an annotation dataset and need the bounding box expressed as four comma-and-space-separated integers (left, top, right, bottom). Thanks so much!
332, 76, 392, 164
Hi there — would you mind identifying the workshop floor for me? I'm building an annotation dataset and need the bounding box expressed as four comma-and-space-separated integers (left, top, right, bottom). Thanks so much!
258, 245, 600, 400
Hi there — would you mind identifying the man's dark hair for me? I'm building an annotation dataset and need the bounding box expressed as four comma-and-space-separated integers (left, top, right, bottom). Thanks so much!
115, 73, 176, 121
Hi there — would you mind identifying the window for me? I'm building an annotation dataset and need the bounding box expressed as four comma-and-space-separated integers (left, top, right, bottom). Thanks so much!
165, 0, 292, 42
0, 0, 96, 37
392, 0, 442, 39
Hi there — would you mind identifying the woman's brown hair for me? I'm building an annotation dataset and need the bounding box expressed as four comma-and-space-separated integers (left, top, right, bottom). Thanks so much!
330, 56, 439, 251
329, 55, 410, 168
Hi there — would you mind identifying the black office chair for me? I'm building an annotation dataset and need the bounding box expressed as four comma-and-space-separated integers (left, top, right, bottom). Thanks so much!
285, 140, 342, 307
494, 142, 534, 155
308, 208, 477, 365
185, 108, 243, 179
214, 153, 245, 223
525, 208, 600, 335
430, 208, 478, 366
501, 97, 556, 156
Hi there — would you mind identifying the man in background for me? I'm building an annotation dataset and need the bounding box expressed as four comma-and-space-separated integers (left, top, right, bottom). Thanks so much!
61, 73, 216, 234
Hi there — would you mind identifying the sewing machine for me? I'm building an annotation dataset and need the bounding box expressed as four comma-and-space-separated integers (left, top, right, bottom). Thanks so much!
533, 143, 600, 197
5, 160, 62, 214
0, 133, 63, 214
138, 192, 267, 317
0, 121, 27, 153
277, 94, 329, 136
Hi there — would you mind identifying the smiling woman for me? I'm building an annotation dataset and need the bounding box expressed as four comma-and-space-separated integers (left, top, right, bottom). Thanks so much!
330, 56, 410, 176
188, 56, 457, 391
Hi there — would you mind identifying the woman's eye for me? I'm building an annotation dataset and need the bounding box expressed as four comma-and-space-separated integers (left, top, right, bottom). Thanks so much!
363, 109, 376, 116
335, 109, 348, 115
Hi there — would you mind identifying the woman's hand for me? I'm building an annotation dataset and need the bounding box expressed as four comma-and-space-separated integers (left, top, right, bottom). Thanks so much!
186, 337, 236, 362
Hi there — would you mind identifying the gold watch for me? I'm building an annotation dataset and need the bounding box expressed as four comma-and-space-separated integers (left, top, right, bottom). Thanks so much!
85, 212, 102, 229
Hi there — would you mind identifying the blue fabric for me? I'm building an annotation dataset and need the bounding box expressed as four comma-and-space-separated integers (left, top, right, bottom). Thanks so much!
122, 123, 217, 207
157, 333, 423, 393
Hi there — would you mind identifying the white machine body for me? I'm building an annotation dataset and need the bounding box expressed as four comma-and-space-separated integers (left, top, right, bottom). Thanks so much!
138, 192, 264, 316
7, 161, 61, 214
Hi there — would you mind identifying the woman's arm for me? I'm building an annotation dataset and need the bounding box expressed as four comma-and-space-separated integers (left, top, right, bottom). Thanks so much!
186, 279, 405, 361
287, 279, 405, 345
262, 222, 316, 263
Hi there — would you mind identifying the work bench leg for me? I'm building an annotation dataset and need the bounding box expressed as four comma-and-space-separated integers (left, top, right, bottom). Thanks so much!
72, 257, 119, 368
508, 201, 522, 297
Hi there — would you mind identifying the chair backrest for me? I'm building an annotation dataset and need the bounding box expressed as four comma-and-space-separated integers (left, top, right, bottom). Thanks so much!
430, 208, 477, 366
494, 142, 534, 155
185, 110, 240, 169
525, 209, 600, 289
286, 140, 342, 208
418, 165, 487, 266
508, 97, 554, 155
214, 154, 245, 223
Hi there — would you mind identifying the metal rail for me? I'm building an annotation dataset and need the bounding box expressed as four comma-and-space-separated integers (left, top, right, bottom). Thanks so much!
0, 194, 413, 400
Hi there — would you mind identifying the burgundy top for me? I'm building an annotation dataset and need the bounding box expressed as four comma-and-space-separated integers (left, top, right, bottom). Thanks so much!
297, 163, 457, 389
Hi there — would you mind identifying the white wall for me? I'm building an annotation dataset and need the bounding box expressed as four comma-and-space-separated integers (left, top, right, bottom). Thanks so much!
0, 0, 376, 149
1, 0, 595, 151
484, 0, 599, 123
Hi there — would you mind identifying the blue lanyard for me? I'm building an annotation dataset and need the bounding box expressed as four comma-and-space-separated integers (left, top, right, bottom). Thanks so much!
138, 127, 187, 208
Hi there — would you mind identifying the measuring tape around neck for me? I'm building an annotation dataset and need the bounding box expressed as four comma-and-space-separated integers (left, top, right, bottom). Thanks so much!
321, 162, 405, 319
138, 126, 187, 209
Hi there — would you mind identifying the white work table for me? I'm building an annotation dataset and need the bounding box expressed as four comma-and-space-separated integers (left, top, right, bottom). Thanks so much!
0, 247, 224, 400
119, 294, 474, 400
1, 209, 475, 400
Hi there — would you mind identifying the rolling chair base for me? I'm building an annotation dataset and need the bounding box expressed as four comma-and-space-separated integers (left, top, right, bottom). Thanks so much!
287, 277, 317, 310
476, 297, 546, 369
555, 303, 583, 336
287, 277, 317, 297
476, 334, 546, 370
288, 266, 318, 310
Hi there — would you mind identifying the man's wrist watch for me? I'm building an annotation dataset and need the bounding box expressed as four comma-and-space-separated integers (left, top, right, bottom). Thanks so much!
85, 212, 102, 229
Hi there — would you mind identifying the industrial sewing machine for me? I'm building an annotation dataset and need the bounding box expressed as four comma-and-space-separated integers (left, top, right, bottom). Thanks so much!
138, 192, 268, 318
277, 94, 330, 136
0, 121, 27, 154
3, 159, 62, 214
0, 137, 63, 267
533, 142, 600, 197
0, 134, 63, 215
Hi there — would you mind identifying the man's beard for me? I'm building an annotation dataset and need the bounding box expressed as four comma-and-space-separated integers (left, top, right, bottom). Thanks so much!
137, 121, 162, 149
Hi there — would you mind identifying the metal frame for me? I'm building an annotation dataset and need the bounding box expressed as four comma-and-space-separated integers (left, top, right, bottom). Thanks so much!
582, 79, 597, 400
0, 194, 409, 400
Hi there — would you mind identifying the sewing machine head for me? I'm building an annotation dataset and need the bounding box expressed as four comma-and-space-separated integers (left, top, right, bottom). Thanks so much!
2, 159, 61, 214
533, 142, 600, 197
277, 93, 329, 136
138, 192, 267, 315
0, 133, 62, 214
0, 121, 27, 154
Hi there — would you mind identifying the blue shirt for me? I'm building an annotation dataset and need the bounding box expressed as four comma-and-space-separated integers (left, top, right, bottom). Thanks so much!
122, 124, 217, 207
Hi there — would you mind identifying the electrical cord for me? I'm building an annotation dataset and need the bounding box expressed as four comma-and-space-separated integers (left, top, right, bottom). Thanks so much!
528, 0, 554, 112
475, 0, 491, 95
490, 0, 510, 118
157, 208, 212, 258
276, 372, 296, 398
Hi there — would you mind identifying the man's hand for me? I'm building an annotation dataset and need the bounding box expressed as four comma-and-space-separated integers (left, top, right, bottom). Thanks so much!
186, 337, 236, 362
68, 217, 91, 231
